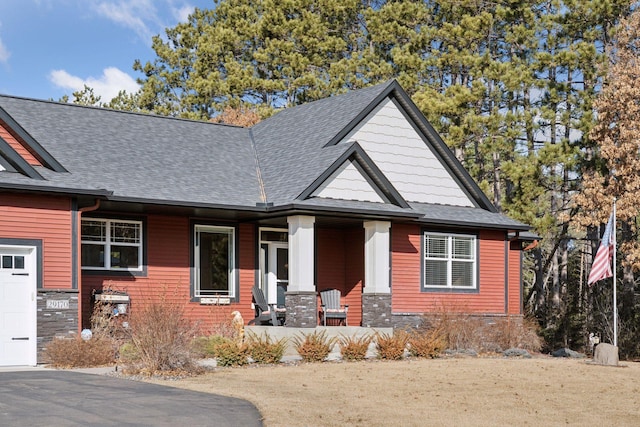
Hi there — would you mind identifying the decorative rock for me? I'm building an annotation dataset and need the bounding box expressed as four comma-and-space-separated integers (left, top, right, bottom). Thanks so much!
593, 343, 619, 366
551, 348, 585, 358
503, 348, 531, 358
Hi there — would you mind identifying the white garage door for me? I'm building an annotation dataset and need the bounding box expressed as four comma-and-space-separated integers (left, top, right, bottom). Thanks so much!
0, 246, 37, 366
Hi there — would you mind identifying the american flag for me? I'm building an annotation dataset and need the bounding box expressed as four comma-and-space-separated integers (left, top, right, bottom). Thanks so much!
588, 212, 615, 285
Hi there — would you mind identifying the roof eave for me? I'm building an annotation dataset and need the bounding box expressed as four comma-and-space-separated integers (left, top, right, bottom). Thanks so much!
265, 202, 422, 220
417, 216, 530, 231
0, 182, 112, 197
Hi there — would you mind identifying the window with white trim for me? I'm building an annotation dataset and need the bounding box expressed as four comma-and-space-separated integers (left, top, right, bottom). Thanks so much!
194, 225, 235, 297
423, 232, 476, 289
81, 218, 143, 271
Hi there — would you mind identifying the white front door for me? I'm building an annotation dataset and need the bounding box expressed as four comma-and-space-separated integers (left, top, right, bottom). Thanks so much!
0, 246, 37, 366
267, 243, 288, 307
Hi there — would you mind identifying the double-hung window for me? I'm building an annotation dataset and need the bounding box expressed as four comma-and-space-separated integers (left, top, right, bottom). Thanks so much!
81, 218, 143, 271
194, 225, 235, 298
423, 232, 476, 290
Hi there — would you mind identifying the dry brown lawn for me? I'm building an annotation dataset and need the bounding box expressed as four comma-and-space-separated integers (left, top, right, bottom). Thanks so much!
149, 357, 640, 426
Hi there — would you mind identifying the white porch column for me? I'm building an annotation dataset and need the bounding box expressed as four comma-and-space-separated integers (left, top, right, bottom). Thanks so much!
285, 215, 317, 327
363, 220, 391, 294
362, 220, 392, 327
287, 215, 316, 292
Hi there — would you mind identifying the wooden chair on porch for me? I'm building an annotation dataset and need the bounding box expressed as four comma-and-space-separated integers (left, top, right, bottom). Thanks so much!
248, 285, 286, 326
319, 288, 349, 326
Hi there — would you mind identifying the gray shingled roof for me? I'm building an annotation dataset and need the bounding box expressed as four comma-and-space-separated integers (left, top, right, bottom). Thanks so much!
0, 82, 529, 231
0, 96, 262, 207
252, 83, 393, 205
410, 202, 528, 230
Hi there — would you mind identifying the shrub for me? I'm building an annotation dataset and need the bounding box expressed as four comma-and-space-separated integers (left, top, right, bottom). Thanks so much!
375, 331, 408, 360
339, 334, 373, 361
191, 335, 233, 358
293, 330, 337, 362
118, 342, 141, 363
215, 340, 249, 367
246, 331, 287, 364
119, 294, 201, 375
45, 336, 115, 368
422, 311, 543, 353
425, 311, 485, 351
408, 328, 445, 358
490, 316, 543, 353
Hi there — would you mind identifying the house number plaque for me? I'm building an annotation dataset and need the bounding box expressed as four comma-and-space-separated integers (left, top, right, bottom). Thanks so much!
46, 299, 69, 310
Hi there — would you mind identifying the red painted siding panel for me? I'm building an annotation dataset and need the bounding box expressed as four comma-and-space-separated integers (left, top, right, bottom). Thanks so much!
0, 193, 72, 288
391, 224, 508, 314
344, 228, 364, 326
81, 216, 256, 329
316, 227, 363, 326
0, 123, 43, 166
508, 241, 522, 314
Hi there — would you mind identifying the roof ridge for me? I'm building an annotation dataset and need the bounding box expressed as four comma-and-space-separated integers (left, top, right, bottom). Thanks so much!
0, 94, 244, 129
249, 128, 268, 204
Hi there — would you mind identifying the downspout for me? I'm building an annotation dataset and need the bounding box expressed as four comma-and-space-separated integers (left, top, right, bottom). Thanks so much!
76, 199, 101, 332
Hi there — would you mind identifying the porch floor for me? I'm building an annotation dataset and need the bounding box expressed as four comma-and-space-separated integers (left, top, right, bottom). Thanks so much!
244, 326, 393, 360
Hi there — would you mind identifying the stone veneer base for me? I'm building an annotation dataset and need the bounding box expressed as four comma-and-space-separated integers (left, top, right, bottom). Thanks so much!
391, 312, 524, 330
285, 291, 318, 328
37, 289, 79, 363
362, 293, 392, 328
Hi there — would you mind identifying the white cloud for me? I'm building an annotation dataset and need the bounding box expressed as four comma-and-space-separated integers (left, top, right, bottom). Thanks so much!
0, 37, 9, 63
0, 20, 9, 64
49, 67, 139, 102
173, 5, 195, 23
94, 0, 159, 41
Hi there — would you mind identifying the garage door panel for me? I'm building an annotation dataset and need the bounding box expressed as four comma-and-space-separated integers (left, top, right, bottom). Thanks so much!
2, 282, 30, 307
0, 246, 36, 366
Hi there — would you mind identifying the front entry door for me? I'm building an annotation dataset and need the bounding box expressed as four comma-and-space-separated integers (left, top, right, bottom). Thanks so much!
0, 246, 37, 366
268, 243, 288, 307
260, 242, 288, 307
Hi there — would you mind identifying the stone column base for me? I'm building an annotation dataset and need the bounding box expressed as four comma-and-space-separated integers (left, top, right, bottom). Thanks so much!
37, 289, 79, 363
362, 293, 391, 328
285, 291, 317, 328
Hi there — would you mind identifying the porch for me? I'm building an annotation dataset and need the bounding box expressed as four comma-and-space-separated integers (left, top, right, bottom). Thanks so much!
255, 216, 393, 328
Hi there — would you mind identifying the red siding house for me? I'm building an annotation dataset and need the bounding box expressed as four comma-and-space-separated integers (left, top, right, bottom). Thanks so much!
0, 81, 529, 365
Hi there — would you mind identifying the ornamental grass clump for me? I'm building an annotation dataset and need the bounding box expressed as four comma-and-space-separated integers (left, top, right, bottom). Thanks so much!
408, 327, 446, 358
339, 334, 373, 361
215, 340, 249, 367
246, 331, 287, 364
375, 330, 409, 360
293, 330, 337, 362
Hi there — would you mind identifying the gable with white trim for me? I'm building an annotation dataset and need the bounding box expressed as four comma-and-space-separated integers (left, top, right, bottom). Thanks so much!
341, 97, 475, 207
311, 159, 385, 203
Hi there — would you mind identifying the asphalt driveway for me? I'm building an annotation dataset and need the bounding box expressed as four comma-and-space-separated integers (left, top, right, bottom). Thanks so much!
0, 369, 262, 427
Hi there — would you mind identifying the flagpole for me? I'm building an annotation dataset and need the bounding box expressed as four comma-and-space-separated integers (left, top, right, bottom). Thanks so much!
613, 198, 617, 347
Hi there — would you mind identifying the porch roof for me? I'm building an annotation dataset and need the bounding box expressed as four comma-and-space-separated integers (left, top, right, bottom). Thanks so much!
410, 202, 529, 231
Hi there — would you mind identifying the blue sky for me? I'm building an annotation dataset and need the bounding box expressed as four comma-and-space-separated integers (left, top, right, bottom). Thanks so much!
0, 0, 213, 102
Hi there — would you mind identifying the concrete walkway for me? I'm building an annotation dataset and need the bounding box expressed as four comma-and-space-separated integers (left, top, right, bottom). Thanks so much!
0, 367, 262, 427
